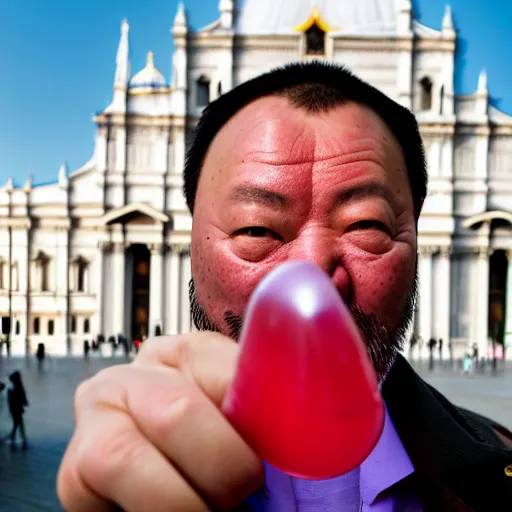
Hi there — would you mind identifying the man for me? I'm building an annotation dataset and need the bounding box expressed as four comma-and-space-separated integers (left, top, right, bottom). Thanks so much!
57, 62, 512, 511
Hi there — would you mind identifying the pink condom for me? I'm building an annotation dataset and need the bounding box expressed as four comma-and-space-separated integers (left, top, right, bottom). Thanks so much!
223, 261, 384, 479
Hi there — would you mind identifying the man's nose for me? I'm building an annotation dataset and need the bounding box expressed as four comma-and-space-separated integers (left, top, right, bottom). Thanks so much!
288, 230, 351, 300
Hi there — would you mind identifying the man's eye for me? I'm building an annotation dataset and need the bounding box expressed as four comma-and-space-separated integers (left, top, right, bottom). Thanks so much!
349, 220, 390, 234
236, 227, 281, 239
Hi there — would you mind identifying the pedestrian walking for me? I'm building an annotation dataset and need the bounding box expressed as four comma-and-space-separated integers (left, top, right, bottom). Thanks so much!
83, 340, 90, 359
472, 343, 479, 370
428, 337, 437, 370
463, 353, 472, 374
7, 370, 29, 449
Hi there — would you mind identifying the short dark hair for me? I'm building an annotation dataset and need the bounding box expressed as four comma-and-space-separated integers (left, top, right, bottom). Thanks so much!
184, 61, 427, 219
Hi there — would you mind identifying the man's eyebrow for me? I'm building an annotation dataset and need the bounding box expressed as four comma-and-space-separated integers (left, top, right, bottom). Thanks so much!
228, 186, 290, 208
335, 182, 392, 206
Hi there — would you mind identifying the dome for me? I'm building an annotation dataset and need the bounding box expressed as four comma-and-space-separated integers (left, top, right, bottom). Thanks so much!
129, 51, 166, 88
235, 0, 398, 35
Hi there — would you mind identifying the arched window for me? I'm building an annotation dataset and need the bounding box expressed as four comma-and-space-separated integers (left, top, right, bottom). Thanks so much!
33, 317, 40, 335
196, 75, 210, 107
306, 23, 326, 55
420, 77, 433, 111
217, 81, 222, 97
48, 319, 55, 336
439, 85, 445, 115
35, 251, 51, 291
71, 315, 77, 333
84, 318, 90, 334
15, 320, 20, 335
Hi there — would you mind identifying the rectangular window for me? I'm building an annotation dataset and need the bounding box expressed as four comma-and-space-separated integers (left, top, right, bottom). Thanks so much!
41, 259, 49, 291
33, 317, 40, 335
71, 315, 77, 333
305, 24, 326, 55
48, 319, 55, 336
453, 135, 476, 177
489, 136, 512, 177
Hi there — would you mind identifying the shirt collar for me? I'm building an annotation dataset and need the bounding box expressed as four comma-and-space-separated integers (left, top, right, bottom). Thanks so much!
359, 403, 416, 505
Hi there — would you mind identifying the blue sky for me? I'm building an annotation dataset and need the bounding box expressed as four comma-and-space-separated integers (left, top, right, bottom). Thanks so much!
0, 0, 510, 185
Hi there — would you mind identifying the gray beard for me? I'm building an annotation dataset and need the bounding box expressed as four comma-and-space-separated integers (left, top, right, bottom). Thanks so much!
189, 271, 417, 383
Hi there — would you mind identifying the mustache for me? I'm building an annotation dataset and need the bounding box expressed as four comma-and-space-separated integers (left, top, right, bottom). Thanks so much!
189, 272, 417, 382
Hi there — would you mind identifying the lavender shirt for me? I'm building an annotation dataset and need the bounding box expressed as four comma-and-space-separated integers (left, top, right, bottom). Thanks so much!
246, 405, 423, 511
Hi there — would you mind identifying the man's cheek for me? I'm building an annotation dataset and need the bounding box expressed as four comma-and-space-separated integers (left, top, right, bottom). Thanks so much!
193, 254, 256, 316
208, 244, 280, 296
350, 259, 414, 321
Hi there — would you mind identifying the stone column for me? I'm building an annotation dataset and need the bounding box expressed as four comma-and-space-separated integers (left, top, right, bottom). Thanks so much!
149, 244, 164, 337
16, 228, 29, 355
92, 243, 105, 338
476, 247, 490, 358
418, 246, 434, 359
25, 226, 32, 356
180, 246, 192, 334
112, 243, 125, 336
166, 245, 181, 335
428, 140, 441, 177
504, 250, 512, 360
435, 246, 451, 359
396, 2, 412, 109
55, 227, 70, 355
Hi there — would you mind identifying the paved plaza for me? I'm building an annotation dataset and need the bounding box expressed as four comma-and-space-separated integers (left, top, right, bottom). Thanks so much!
0, 355, 510, 511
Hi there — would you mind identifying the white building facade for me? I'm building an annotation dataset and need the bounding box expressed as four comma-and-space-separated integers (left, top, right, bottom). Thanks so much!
1, 0, 511, 359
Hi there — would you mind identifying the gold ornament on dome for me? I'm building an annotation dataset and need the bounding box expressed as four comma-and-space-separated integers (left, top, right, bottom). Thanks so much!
293, 7, 339, 33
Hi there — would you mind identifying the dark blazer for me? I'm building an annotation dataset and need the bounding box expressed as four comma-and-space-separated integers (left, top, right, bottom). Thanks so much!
382, 355, 512, 511
240, 354, 512, 512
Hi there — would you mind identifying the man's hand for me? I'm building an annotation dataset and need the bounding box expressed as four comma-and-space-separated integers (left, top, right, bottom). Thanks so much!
57, 332, 264, 512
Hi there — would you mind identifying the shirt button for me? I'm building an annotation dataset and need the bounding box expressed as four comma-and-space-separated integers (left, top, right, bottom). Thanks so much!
505, 465, 512, 477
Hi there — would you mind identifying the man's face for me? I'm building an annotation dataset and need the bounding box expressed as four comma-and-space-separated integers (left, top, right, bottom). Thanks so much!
190, 97, 417, 379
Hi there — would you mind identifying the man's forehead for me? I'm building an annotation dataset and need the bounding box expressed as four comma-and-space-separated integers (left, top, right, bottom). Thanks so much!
206, 96, 399, 166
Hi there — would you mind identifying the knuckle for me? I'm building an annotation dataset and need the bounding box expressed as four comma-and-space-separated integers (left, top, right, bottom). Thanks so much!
74, 376, 93, 401
73, 365, 131, 423
74, 365, 130, 414
137, 334, 192, 367
78, 427, 147, 490
169, 334, 194, 368
73, 378, 95, 415
149, 384, 205, 438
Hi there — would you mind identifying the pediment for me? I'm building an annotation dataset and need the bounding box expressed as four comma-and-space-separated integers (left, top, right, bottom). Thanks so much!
101, 202, 169, 225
